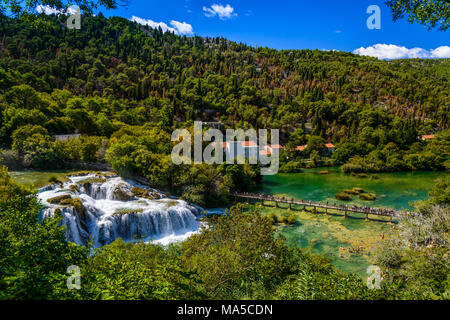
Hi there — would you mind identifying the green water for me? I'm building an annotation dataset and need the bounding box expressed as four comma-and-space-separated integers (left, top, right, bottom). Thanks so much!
11, 170, 76, 188
262, 168, 447, 210
258, 168, 448, 277
12, 169, 447, 278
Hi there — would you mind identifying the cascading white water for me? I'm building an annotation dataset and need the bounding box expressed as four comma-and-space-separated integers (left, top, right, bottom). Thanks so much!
38, 174, 202, 247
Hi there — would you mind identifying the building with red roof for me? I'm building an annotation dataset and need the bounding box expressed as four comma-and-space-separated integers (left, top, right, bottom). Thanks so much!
420, 135, 435, 141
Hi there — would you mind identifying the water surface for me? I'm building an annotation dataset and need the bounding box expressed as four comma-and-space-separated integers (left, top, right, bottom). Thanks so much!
258, 168, 448, 277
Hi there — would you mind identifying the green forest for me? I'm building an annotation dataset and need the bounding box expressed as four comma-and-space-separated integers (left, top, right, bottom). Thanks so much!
0, 13, 449, 206
0, 12, 449, 300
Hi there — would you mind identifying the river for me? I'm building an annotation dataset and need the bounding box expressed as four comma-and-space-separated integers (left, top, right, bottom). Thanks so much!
257, 168, 448, 277
12, 168, 448, 277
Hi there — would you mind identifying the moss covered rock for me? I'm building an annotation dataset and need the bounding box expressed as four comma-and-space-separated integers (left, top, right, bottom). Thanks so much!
335, 192, 351, 201
48, 194, 72, 204
359, 193, 377, 201
113, 208, 144, 215
113, 184, 134, 201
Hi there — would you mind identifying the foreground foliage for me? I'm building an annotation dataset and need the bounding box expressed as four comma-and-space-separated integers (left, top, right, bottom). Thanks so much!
2, 166, 448, 300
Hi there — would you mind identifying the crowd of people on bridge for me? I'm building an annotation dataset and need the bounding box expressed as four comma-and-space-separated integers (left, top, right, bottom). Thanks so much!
235, 192, 397, 216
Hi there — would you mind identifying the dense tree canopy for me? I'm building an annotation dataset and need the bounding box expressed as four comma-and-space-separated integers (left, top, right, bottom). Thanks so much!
386, 0, 450, 31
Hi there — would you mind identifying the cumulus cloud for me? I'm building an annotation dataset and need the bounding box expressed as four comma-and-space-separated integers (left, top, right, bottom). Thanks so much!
353, 44, 450, 60
36, 5, 78, 16
431, 46, 450, 58
170, 20, 194, 35
203, 4, 237, 20
131, 16, 193, 35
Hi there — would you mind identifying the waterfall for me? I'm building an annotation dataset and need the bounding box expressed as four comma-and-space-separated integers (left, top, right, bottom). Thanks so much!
38, 174, 201, 247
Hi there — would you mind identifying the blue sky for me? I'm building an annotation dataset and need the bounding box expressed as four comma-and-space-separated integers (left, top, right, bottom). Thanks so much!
40, 0, 450, 59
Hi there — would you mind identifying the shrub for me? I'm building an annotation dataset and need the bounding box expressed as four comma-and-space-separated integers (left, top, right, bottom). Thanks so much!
267, 212, 278, 225
48, 176, 61, 184
279, 161, 304, 173
279, 215, 288, 224
287, 214, 296, 225
343, 189, 359, 195
335, 192, 351, 201
359, 193, 376, 201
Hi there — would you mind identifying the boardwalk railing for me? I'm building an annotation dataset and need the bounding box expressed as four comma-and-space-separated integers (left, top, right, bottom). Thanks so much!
233, 192, 398, 220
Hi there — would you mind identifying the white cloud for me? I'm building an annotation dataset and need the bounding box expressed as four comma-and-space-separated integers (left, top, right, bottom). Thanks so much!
131, 16, 194, 35
353, 44, 450, 60
170, 20, 194, 35
36, 5, 78, 16
203, 4, 237, 20
431, 46, 450, 58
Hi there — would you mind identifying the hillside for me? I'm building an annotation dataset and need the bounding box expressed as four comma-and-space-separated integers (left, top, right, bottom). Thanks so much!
0, 13, 448, 196
0, 13, 449, 140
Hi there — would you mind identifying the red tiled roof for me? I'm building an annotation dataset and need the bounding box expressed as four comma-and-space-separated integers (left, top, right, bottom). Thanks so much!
325, 143, 336, 148
421, 135, 435, 140
295, 145, 307, 151
269, 144, 284, 149
241, 141, 258, 147
212, 141, 228, 148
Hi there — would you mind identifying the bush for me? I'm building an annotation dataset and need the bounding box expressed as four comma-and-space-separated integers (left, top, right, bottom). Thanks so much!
48, 176, 61, 184
267, 212, 278, 225
279, 161, 304, 173
343, 189, 359, 195
335, 192, 351, 201
279, 215, 288, 224
359, 193, 376, 201
287, 214, 296, 225
0, 149, 21, 170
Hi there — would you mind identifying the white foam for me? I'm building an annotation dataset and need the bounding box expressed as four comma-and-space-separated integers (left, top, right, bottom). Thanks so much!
38, 174, 201, 247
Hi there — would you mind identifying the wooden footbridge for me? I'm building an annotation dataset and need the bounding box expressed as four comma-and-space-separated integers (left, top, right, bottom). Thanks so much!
233, 192, 398, 221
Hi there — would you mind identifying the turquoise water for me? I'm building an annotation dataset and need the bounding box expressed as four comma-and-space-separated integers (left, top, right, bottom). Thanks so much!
261, 168, 447, 210
258, 168, 448, 277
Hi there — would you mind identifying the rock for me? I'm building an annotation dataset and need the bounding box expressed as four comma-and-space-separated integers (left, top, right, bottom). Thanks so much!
48, 194, 72, 204
113, 184, 135, 201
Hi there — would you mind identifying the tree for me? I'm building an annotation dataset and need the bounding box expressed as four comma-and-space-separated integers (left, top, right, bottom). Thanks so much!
0, 0, 130, 29
181, 205, 293, 299
374, 178, 450, 299
79, 239, 204, 300
385, 0, 449, 31
22, 133, 60, 169
0, 166, 88, 299
12, 125, 49, 154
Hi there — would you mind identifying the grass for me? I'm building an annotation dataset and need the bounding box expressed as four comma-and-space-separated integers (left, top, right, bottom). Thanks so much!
78, 177, 107, 184
12, 170, 75, 188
